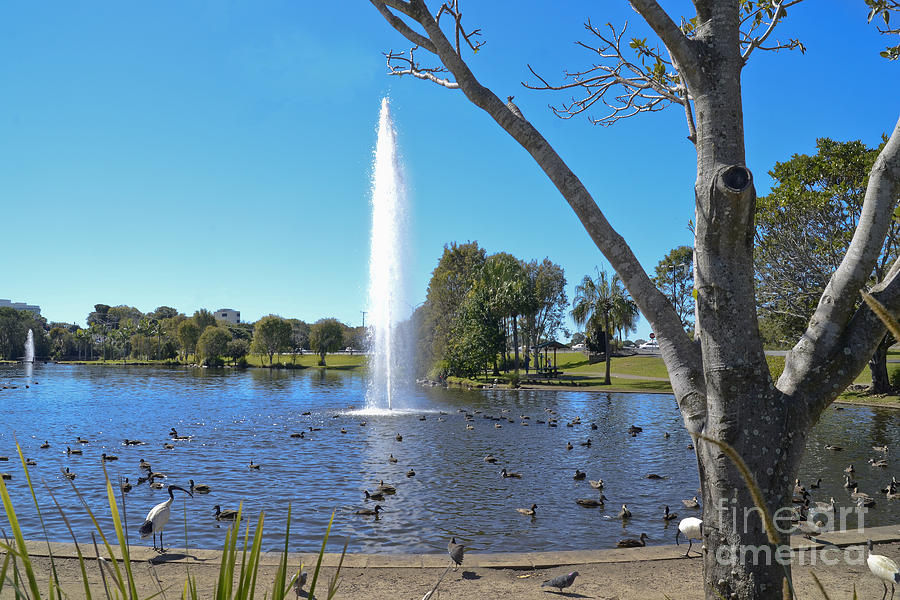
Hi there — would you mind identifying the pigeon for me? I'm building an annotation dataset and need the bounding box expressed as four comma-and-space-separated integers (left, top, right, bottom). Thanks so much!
293, 570, 308, 595
542, 570, 579, 591
448, 537, 465, 569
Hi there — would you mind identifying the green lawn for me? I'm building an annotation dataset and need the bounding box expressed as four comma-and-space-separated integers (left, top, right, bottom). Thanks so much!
553, 351, 672, 378
243, 353, 366, 369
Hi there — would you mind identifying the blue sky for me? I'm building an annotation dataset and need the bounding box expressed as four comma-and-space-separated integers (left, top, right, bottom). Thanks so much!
1, 2, 897, 340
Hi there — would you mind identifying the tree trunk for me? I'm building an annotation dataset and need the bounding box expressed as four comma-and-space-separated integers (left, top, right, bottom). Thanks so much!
512, 314, 520, 373
869, 334, 891, 393
603, 311, 611, 385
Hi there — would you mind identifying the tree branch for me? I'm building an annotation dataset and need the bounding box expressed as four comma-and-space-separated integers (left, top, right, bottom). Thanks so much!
628, 0, 698, 71
780, 115, 900, 394
372, 0, 437, 53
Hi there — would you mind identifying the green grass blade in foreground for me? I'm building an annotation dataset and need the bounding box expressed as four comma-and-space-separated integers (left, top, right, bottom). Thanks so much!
64, 471, 129, 598
306, 511, 335, 598
0, 466, 42, 599
244, 512, 266, 599
0, 549, 11, 595
14, 442, 62, 599
45, 483, 94, 600
327, 540, 348, 599
272, 503, 291, 600
102, 463, 139, 600
216, 502, 243, 599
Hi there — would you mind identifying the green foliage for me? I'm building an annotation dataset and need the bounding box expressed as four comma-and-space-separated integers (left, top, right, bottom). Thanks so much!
226, 338, 250, 365
521, 258, 568, 348
178, 320, 201, 361
252, 315, 293, 366
754, 138, 896, 346
0, 307, 49, 360
653, 245, 694, 330
309, 318, 344, 365
198, 326, 233, 366
446, 289, 504, 377
866, 0, 900, 59
193, 308, 217, 332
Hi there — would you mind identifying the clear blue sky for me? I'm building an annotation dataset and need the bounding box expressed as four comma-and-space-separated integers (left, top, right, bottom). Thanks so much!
1, 2, 897, 340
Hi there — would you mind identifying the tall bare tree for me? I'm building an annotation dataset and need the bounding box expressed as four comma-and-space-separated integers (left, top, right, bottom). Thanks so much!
371, 1, 900, 598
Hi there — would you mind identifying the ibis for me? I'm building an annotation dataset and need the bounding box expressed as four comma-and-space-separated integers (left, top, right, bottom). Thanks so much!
139, 485, 192, 552
676, 517, 703, 556
867, 539, 900, 600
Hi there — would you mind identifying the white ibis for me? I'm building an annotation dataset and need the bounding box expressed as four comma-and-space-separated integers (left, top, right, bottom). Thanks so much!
139, 485, 192, 552
867, 539, 900, 600
676, 517, 703, 556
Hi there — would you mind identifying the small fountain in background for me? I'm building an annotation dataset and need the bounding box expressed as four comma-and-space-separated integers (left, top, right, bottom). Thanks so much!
24, 329, 34, 363
364, 97, 412, 412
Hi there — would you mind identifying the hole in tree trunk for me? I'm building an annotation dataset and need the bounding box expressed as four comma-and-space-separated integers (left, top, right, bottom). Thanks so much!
720, 165, 752, 192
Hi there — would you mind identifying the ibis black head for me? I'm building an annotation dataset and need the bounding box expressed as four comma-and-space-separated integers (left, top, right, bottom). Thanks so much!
167, 484, 193, 499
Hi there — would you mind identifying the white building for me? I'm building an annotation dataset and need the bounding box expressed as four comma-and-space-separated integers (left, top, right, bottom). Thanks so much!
214, 308, 240, 324
0, 299, 41, 315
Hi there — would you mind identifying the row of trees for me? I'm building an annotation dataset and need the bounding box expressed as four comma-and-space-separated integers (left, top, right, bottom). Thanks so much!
415, 242, 568, 378
0, 304, 362, 367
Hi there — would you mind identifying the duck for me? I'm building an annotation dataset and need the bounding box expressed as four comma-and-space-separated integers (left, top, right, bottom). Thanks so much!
25, 458, 37, 466
591, 423, 598, 430
646, 473, 666, 480
465, 424, 475, 431
340, 428, 347, 434
873, 445, 889, 453
121, 478, 133, 493
163, 443, 174, 449
663, 432, 670, 438
857, 495, 877, 509
63, 467, 76, 480
576, 495, 607, 508
825, 444, 843, 451
500, 468, 522, 478
214, 505, 240, 521
618, 504, 632, 519
845, 464, 856, 474
40, 441, 50, 449
122, 439, 144, 446
406, 469, 415, 477
793, 478, 806, 495
663, 505, 678, 521
517, 503, 537, 516
616, 532, 649, 548
139, 459, 152, 470
628, 425, 643, 434
484, 454, 498, 463
355, 505, 382, 517
76, 436, 90, 444
101, 453, 118, 461
169, 428, 191, 440
0, 473, 10, 480
377, 480, 397, 494
66, 446, 82, 455
565, 442, 573, 450
365, 489, 385, 501
589, 479, 604, 490
150, 481, 164, 490
249, 460, 261, 470
809, 478, 822, 490
573, 469, 586, 480
682, 496, 700, 509
845, 474, 858, 489
395, 434, 403, 442
290, 432, 305, 438
388, 454, 398, 463
189, 479, 211, 494
869, 458, 889, 468
579, 439, 592, 447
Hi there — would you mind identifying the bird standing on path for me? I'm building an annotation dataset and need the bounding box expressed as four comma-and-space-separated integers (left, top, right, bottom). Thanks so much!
542, 571, 579, 592
140, 485, 192, 552
448, 537, 465, 570
676, 517, 704, 557
866, 539, 899, 600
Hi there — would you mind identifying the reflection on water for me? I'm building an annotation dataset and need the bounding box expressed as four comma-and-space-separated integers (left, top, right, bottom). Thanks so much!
0, 363, 897, 553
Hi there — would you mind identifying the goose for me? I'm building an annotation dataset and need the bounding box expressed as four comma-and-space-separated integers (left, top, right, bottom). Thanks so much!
66, 446, 82, 455
517, 503, 537, 516
140, 485, 193, 552
809, 478, 822, 490
793, 478, 806, 495
856, 494, 877, 509
866, 539, 899, 600
869, 458, 889, 468
101, 453, 117, 461
573, 469, 586, 480
355, 505, 382, 517
364, 489, 385, 501
377, 480, 396, 494
676, 517, 704, 556
40, 441, 50, 449
214, 505, 240, 521
388, 454, 398, 463
189, 479, 211, 494
618, 504, 632, 519
888, 489, 900, 500
63, 467, 76, 480
616, 532, 649, 548
663, 505, 678, 521
811, 497, 836, 515
576, 496, 607, 508
249, 460, 261, 470
588, 479, 604, 490
139, 459, 152, 470
500, 468, 522, 478
881, 477, 899, 494
121, 478, 132, 492
682, 496, 700, 509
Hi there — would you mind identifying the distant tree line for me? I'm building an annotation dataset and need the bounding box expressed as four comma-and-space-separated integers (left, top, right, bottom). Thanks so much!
415, 241, 568, 379
0, 304, 364, 367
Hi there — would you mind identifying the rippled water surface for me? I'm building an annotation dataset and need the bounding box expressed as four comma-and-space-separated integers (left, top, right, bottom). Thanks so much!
0, 363, 897, 553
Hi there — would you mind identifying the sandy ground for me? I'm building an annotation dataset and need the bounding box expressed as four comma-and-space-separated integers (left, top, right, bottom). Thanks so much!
4, 541, 899, 599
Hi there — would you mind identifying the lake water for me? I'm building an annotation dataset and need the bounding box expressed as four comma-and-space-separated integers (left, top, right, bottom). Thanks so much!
0, 363, 897, 554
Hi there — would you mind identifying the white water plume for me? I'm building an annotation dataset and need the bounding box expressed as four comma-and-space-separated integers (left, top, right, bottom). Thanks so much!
365, 97, 412, 411
24, 329, 34, 363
